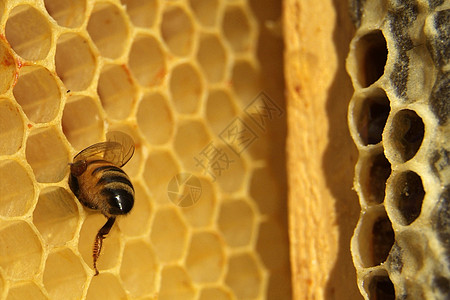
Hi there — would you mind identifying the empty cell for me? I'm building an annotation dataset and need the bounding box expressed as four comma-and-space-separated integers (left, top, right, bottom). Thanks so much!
5, 5, 52, 60
25, 127, 70, 183
7, 281, 46, 300
137, 92, 173, 145
249, 0, 281, 21
161, 6, 194, 56
197, 34, 228, 83
120, 240, 158, 297
0, 160, 35, 217
189, 0, 219, 27
159, 265, 196, 300
150, 208, 188, 262
0, 99, 23, 155
352, 30, 388, 88
225, 253, 263, 299
97, 64, 136, 120
78, 214, 121, 273
44, 0, 86, 28
55, 33, 96, 91
169, 63, 203, 114
360, 152, 391, 205
87, 2, 129, 59
0, 40, 16, 94
129, 34, 166, 87
199, 287, 232, 300
86, 273, 127, 300
0, 220, 43, 280
387, 109, 425, 162
143, 150, 180, 205
355, 209, 395, 267
33, 186, 79, 246
118, 182, 153, 237
231, 60, 261, 105
185, 231, 225, 283
215, 145, 245, 193
13, 66, 61, 123
43, 248, 87, 300
121, 0, 158, 28
367, 275, 395, 300
173, 120, 211, 171
222, 5, 252, 52
218, 199, 254, 247
206, 89, 238, 135
354, 90, 390, 145
181, 178, 216, 227
389, 171, 425, 226
250, 167, 283, 215
62, 95, 104, 151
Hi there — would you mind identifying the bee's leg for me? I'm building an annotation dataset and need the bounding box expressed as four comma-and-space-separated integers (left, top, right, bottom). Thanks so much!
93, 217, 116, 276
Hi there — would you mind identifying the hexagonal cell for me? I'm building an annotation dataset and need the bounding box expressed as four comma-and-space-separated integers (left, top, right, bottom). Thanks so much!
137, 92, 173, 145
215, 145, 245, 193
121, 0, 158, 28
351, 30, 388, 88
359, 152, 391, 205
364, 273, 395, 300
0, 159, 35, 217
222, 5, 252, 52
87, 2, 129, 59
120, 240, 158, 297
43, 248, 87, 299
0, 40, 17, 94
197, 33, 227, 83
388, 171, 425, 226
387, 109, 425, 163
205, 89, 238, 135
218, 199, 254, 247
5, 5, 52, 60
86, 272, 127, 300
55, 33, 96, 91
231, 60, 261, 104
62, 95, 104, 151
256, 219, 290, 270
33, 186, 79, 246
0, 220, 43, 280
150, 208, 188, 262
118, 182, 153, 237
161, 6, 194, 56
353, 89, 390, 145
181, 177, 216, 228
78, 213, 121, 274
13, 66, 61, 123
98, 64, 136, 120
6, 281, 47, 300
169, 63, 204, 114
129, 34, 166, 87
159, 265, 196, 300
354, 209, 395, 268
189, 0, 219, 27
185, 231, 224, 283
250, 166, 283, 215
44, 0, 86, 28
143, 150, 180, 205
225, 253, 263, 299
0, 99, 23, 155
173, 120, 211, 171
198, 287, 232, 300
25, 127, 70, 183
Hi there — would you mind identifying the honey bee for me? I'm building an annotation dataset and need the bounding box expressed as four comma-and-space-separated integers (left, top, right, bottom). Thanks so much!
68, 131, 135, 276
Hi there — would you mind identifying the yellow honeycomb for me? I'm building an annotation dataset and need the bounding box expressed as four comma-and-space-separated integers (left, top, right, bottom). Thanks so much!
347, 0, 449, 299
0, 0, 290, 299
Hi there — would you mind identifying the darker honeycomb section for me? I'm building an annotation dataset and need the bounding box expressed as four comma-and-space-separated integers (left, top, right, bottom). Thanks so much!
389, 109, 424, 162
372, 216, 395, 266
368, 275, 395, 300
355, 31, 388, 87
357, 91, 390, 145
364, 153, 391, 204
429, 71, 449, 125
392, 171, 425, 226
433, 186, 450, 262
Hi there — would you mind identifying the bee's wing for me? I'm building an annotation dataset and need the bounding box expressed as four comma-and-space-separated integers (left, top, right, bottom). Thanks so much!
103, 131, 135, 167
73, 132, 135, 167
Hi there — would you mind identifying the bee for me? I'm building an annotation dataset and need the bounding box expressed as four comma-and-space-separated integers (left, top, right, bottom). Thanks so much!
68, 131, 135, 276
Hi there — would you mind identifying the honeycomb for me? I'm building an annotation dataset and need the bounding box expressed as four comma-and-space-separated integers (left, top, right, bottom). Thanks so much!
0, 0, 290, 299
347, 0, 450, 299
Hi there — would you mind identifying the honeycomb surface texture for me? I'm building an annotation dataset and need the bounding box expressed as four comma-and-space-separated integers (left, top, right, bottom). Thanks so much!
347, 0, 450, 299
0, 0, 289, 299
